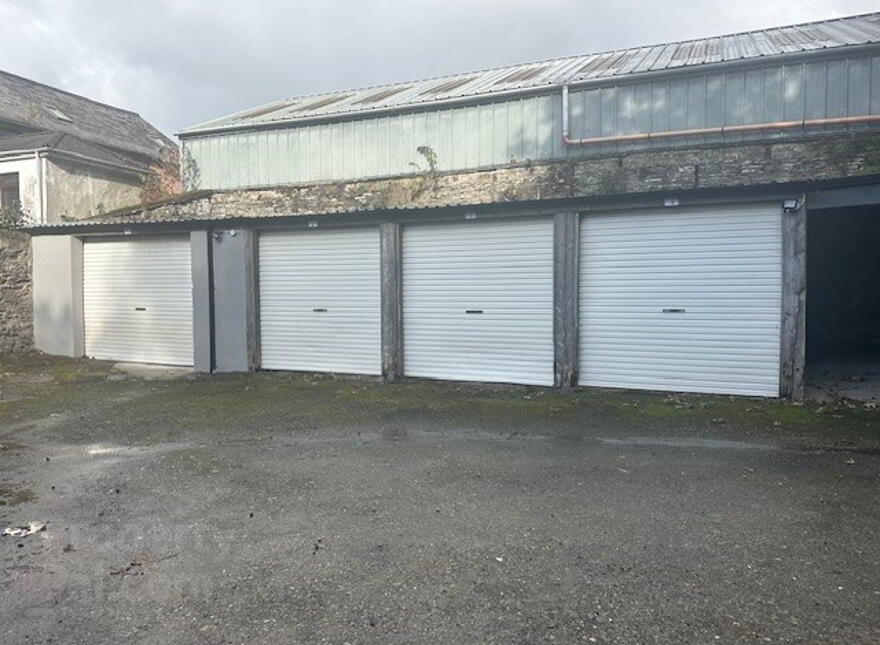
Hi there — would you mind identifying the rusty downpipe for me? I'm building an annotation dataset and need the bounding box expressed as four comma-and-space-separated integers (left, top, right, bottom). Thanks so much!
562, 84, 571, 144
561, 84, 880, 146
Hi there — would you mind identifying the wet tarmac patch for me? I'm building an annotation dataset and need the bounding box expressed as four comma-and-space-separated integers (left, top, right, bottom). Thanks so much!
598, 436, 778, 451
0, 484, 36, 507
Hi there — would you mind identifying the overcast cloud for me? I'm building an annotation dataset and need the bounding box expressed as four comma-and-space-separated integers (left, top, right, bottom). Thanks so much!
1, 0, 878, 136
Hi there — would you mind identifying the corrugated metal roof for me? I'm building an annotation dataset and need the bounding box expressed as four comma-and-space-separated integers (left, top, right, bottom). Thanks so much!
27, 184, 568, 231
181, 12, 880, 136
25, 171, 880, 234
23, 197, 488, 232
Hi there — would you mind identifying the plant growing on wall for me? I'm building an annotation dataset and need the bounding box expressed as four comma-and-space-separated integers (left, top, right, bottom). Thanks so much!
180, 146, 201, 192
0, 205, 27, 230
409, 145, 440, 199
413, 145, 438, 174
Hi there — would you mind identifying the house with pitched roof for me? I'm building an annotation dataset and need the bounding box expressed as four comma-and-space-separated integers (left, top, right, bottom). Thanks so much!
0, 70, 178, 224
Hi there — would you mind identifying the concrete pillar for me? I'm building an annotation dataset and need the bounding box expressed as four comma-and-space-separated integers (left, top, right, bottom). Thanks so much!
190, 230, 213, 372
380, 222, 403, 382
553, 212, 579, 389
211, 229, 258, 372
32, 235, 83, 357
780, 209, 807, 399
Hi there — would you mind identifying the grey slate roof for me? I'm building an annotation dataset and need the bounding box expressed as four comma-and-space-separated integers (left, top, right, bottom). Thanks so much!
0, 130, 150, 171
182, 11, 880, 136
0, 69, 174, 161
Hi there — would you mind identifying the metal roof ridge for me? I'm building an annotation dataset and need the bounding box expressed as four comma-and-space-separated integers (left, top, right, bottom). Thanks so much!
179, 11, 880, 135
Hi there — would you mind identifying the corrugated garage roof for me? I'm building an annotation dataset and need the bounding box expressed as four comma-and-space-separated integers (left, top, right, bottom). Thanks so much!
22, 194, 490, 232
182, 12, 880, 135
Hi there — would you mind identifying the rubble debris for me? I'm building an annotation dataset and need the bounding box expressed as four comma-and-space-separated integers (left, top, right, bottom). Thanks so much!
2, 522, 46, 538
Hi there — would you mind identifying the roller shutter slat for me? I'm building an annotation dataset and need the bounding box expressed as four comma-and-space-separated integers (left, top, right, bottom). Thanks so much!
403, 219, 554, 386
83, 236, 193, 366
259, 228, 381, 375
579, 205, 782, 397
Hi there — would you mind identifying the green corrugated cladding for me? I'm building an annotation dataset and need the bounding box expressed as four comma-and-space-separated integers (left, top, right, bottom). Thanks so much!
182, 54, 880, 190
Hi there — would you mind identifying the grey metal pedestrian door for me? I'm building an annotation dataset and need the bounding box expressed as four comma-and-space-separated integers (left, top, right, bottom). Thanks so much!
83, 236, 194, 366
258, 228, 382, 375
403, 218, 555, 386
578, 204, 782, 396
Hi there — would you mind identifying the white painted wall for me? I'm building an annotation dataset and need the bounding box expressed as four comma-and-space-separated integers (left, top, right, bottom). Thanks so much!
0, 155, 42, 224
46, 158, 142, 222
32, 235, 83, 357
0, 154, 146, 224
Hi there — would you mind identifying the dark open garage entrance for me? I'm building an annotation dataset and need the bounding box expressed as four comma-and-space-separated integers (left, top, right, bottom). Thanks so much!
806, 204, 880, 402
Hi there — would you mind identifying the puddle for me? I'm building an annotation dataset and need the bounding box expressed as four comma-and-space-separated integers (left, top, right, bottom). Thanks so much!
84, 442, 187, 458
598, 436, 778, 451
111, 363, 192, 381
276, 428, 552, 445
0, 485, 36, 507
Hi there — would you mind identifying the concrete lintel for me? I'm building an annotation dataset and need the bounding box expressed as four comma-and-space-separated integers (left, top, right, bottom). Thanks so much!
807, 183, 880, 211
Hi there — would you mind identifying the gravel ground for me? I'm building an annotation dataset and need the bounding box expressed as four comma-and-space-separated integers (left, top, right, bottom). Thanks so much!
1, 355, 878, 644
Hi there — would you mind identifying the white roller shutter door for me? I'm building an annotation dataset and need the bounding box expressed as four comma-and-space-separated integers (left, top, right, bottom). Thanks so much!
579, 204, 782, 397
403, 218, 554, 386
259, 228, 381, 375
83, 236, 194, 366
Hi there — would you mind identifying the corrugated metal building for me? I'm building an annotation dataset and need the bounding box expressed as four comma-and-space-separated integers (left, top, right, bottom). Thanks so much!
26, 12, 880, 399
180, 13, 880, 187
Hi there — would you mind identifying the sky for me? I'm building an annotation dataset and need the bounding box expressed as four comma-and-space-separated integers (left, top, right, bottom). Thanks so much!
2, 0, 879, 137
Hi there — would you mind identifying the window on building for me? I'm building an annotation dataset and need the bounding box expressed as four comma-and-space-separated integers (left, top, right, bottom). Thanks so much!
44, 106, 73, 122
0, 173, 21, 213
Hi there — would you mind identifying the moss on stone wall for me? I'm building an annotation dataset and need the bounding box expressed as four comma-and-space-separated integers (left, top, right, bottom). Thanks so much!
0, 229, 32, 354
89, 132, 880, 226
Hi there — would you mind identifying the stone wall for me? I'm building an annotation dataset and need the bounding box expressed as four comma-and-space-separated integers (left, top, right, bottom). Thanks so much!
141, 145, 184, 205
92, 131, 880, 224
0, 229, 32, 354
